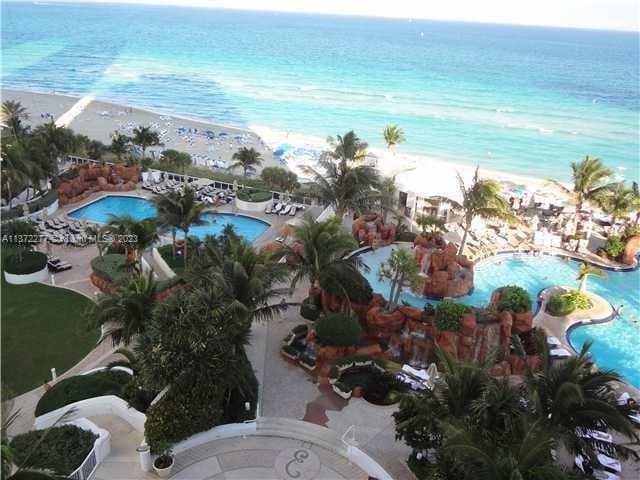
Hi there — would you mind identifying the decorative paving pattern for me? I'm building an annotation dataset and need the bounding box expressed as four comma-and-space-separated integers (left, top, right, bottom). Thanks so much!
274, 447, 321, 480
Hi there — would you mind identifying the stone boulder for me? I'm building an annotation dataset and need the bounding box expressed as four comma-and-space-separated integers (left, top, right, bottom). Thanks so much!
622, 235, 640, 266
366, 306, 405, 339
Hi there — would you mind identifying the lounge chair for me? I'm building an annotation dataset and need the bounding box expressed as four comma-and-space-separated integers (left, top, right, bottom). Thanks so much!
48, 259, 72, 272
289, 205, 297, 216
549, 348, 572, 358
280, 204, 292, 216
265, 203, 273, 214
272, 202, 283, 214
546, 336, 561, 346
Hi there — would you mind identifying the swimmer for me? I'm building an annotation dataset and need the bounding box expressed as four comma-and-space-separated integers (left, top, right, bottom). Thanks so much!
613, 304, 624, 318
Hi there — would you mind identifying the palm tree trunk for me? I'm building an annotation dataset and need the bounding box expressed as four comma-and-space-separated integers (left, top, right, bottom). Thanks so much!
171, 229, 177, 258
183, 229, 188, 266
458, 219, 471, 255
579, 276, 587, 293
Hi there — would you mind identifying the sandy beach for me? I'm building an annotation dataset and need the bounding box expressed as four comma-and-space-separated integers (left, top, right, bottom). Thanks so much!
3, 88, 552, 194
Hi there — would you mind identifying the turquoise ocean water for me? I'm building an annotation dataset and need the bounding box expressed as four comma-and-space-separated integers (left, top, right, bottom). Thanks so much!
1, 2, 638, 182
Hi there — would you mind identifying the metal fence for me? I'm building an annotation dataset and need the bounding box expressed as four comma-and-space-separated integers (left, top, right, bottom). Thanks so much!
68, 447, 98, 480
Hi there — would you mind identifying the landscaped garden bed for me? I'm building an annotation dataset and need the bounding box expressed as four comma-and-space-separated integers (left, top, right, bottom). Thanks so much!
10, 424, 97, 476
546, 289, 592, 317
35, 369, 134, 416
236, 189, 272, 203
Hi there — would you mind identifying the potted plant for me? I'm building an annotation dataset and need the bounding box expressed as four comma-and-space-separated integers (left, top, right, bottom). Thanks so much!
280, 344, 300, 360
328, 366, 339, 385
153, 442, 174, 478
299, 352, 317, 371
332, 381, 352, 400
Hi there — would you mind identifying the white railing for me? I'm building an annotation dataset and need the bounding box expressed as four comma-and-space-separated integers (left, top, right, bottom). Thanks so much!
68, 447, 97, 480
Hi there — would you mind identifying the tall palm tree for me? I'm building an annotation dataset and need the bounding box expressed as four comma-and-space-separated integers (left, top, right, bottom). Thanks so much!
383, 124, 405, 152
528, 342, 638, 464
597, 182, 636, 225
91, 273, 157, 346
376, 175, 400, 223
153, 191, 183, 258
1, 100, 29, 138
30, 121, 76, 177
175, 187, 206, 266
189, 226, 291, 326
160, 149, 192, 182
302, 131, 380, 218
109, 131, 131, 162
457, 167, 516, 255
230, 147, 262, 176
550, 156, 615, 235
576, 262, 607, 293
1, 140, 40, 208
132, 126, 161, 158
107, 215, 158, 264
283, 215, 360, 294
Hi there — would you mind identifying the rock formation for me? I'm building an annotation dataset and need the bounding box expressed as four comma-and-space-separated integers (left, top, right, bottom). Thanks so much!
352, 214, 397, 247
622, 235, 640, 266
58, 164, 141, 205
414, 237, 474, 298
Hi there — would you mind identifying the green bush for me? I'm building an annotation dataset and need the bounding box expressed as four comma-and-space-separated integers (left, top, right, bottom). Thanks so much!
35, 370, 132, 416
315, 313, 363, 347
236, 189, 273, 202
9, 471, 66, 480
3, 251, 47, 275
546, 293, 576, 317
300, 297, 320, 321
435, 300, 471, 331
396, 231, 418, 242
10, 425, 97, 476
319, 262, 373, 304
292, 324, 309, 336
564, 290, 591, 310
220, 350, 258, 425
604, 235, 625, 260
497, 286, 532, 313
145, 384, 224, 453
90, 254, 128, 284
155, 276, 185, 293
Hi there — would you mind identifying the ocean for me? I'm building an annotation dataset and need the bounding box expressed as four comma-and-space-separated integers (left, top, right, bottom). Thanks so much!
1, 2, 639, 182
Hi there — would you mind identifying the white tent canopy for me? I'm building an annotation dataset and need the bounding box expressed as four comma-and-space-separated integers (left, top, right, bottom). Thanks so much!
395, 165, 468, 205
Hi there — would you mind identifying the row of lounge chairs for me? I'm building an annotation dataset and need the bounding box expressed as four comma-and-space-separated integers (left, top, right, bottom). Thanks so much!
142, 179, 186, 195
31, 218, 92, 247
264, 202, 303, 216
196, 184, 235, 205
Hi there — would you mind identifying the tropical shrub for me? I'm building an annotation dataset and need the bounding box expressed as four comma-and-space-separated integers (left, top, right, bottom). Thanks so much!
260, 166, 300, 192
236, 189, 272, 202
90, 253, 128, 283
292, 324, 309, 337
564, 289, 591, 310
496, 285, 532, 313
10, 425, 97, 476
319, 262, 373, 305
315, 313, 362, 347
300, 297, 320, 321
144, 385, 225, 453
3, 251, 47, 275
604, 235, 625, 259
363, 370, 408, 405
35, 370, 132, 416
435, 300, 471, 331
546, 293, 576, 316
396, 231, 417, 242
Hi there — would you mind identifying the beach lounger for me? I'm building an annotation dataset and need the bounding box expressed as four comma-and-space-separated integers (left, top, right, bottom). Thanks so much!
550, 348, 572, 358
275, 236, 285, 243
272, 202, 283, 214
289, 205, 297, 216
577, 428, 612, 443
546, 336, 561, 346
265, 203, 273, 214
280, 204, 292, 216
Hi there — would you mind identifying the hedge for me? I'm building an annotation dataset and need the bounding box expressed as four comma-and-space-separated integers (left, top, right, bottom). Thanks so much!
10, 425, 97, 476
435, 300, 471, 331
546, 293, 576, 317
3, 251, 47, 275
315, 313, 363, 347
2, 190, 58, 220
35, 370, 132, 416
236, 189, 273, 203
497, 286, 532, 313
90, 254, 128, 284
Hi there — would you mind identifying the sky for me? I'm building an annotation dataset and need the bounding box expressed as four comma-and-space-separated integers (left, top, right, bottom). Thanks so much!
50, 0, 639, 31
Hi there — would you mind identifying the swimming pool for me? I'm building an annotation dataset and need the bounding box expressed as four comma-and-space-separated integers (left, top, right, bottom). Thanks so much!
357, 245, 640, 387
68, 195, 269, 242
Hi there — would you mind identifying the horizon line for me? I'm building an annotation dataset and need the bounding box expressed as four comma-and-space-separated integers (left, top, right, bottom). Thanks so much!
6, 0, 640, 33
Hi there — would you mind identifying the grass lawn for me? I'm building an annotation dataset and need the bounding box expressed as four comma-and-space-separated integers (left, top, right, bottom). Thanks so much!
1, 269, 98, 396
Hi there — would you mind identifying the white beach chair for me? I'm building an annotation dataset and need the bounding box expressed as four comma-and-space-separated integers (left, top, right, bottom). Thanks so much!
273, 202, 283, 214
265, 203, 273, 214
280, 204, 292, 216
546, 336, 561, 346
549, 348, 572, 358
289, 205, 297, 216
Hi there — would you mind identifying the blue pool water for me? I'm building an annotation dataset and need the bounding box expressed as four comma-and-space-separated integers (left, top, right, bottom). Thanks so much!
68, 195, 269, 242
2, 2, 638, 183
358, 246, 640, 387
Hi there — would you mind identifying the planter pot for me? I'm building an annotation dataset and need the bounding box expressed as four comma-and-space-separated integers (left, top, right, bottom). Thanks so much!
332, 384, 352, 399
280, 349, 299, 360
300, 361, 316, 371
355, 361, 371, 367
328, 377, 338, 385
153, 457, 174, 478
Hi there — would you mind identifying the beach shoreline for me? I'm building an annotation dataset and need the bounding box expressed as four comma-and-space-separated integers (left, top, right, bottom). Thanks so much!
2, 88, 554, 191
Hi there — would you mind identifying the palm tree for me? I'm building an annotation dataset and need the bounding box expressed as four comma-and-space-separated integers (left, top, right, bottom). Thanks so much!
283, 215, 359, 294
92, 273, 157, 346
109, 131, 131, 162
302, 131, 380, 218
152, 191, 183, 258
189, 226, 291, 325
160, 149, 192, 182
550, 156, 615, 235
377, 248, 422, 311
597, 182, 636, 225
457, 167, 516, 255
376, 176, 400, 223
576, 262, 607, 292
528, 342, 638, 464
30, 121, 76, 177
1, 140, 40, 208
132, 126, 161, 158
107, 215, 158, 264
1, 100, 29, 138
416, 214, 447, 239
632, 181, 640, 227
230, 147, 262, 176
175, 187, 206, 266
383, 124, 405, 152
